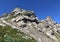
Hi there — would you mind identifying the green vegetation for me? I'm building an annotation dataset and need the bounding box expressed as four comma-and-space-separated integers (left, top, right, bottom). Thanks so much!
5, 15, 17, 21
0, 25, 37, 42
31, 23, 35, 26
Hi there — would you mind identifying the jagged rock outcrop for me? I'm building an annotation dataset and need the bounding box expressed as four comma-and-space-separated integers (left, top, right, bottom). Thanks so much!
0, 8, 60, 42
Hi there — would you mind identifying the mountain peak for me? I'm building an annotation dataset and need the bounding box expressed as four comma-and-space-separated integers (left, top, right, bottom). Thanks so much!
0, 8, 60, 42
45, 16, 53, 22
13, 8, 23, 12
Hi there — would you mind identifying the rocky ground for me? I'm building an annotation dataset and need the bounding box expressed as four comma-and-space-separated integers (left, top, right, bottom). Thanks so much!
0, 8, 60, 42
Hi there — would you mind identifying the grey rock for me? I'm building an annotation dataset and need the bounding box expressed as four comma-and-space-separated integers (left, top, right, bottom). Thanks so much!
0, 8, 60, 42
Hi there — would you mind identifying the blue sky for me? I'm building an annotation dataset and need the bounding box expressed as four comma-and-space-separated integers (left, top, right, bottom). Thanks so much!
0, 0, 60, 23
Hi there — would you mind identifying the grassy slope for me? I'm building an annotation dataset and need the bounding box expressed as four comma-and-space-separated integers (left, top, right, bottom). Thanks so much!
0, 25, 37, 42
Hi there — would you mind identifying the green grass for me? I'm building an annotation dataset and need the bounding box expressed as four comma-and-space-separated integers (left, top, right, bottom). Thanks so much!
31, 23, 35, 26
5, 15, 17, 21
0, 25, 37, 42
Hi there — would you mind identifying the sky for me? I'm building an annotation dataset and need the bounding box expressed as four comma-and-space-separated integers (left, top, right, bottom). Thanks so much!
0, 0, 60, 23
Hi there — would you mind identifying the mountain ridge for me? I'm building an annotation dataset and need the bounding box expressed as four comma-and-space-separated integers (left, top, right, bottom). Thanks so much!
0, 8, 60, 42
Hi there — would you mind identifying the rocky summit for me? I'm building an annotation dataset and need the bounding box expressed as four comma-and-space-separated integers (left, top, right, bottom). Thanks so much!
0, 8, 60, 42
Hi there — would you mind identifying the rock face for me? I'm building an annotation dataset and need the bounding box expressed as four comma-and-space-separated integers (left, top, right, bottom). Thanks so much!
0, 8, 60, 42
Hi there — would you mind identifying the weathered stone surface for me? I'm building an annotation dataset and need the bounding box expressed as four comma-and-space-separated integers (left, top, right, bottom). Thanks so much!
0, 8, 60, 42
